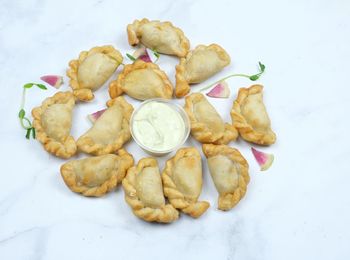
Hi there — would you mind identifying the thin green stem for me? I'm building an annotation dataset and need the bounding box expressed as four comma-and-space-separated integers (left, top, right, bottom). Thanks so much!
19, 87, 32, 130
20, 88, 26, 110
18, 82, 47, 139
197, 74, 251, 92
23, 117, 32, 126
20, 117, 32, 130
19, 119, 28, 129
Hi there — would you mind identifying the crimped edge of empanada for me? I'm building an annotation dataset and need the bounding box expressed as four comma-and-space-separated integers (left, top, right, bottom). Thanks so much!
127, 18, 190, 57
174, 57, 190, 97
76, 96, 133, 155
67, 45, 123, 101
175, 44, 231, 98
60, 149, 134, 197
32, 91, 77, 159
162, 147, 210, 218
122, 158, 179, 223
184, 93, 238, 144
109, 60, 173, 100
230, 84, 276, 145
202, 144, 249, 211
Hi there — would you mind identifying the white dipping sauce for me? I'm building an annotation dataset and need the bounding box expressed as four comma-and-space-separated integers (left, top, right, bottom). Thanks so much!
132, 101, 185, 152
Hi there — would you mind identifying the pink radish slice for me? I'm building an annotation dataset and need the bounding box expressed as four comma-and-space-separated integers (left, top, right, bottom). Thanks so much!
40, 75, 63, 88
145, 48, 158, 63
206, 81, 230, 98
138, 53, 152, 62
251, 147, 274, 171
133, 46, 146, 59
87, 109, 107, 123
132, 46, 157, 63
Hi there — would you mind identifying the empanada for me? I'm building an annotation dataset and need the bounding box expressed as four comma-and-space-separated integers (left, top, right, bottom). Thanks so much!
122, 158, 179, 223
127, 18, 190, 57
109, 60, 173, 100
184, 93, 238, 144
67, 45, 123, 101
231, 85, 276, 145
175, 44, 231, 97
60, 149, 134, 197
162, 147, 209, 218
77, 96, 133, 155
202, 144, 249, 211
32, 91, 76, 159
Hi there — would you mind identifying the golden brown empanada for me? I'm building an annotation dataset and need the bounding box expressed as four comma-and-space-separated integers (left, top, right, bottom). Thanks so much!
202, 144, 249, 211
162, 147, 209, 218
77, 96, 133, 155
127, 18, 190, 57
184, 93, 238, 144
67, 45, 123, 101
32, 91, 76, 159
122, 158, 179, 223
60, 149, 134, 197
231, 85, 276, 145
175, 44, 231, 97
109, 60, 173, 100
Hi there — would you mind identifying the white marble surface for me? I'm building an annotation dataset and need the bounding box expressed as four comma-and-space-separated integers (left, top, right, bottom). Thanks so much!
1, 0, 350, 259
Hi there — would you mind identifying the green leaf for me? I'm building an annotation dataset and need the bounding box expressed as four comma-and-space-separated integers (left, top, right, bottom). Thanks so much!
18, 109, 25, 119
24, 83, 34, 89
25, 128, 31, 139
126, 53, 136, 61
249, 75, 259, 81
35, 84, 47, 90
259, 62, 265, 72
32, 128, 36, 139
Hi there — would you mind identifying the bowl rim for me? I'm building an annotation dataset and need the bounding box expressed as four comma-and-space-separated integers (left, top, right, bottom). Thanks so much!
129, 98, 190, 155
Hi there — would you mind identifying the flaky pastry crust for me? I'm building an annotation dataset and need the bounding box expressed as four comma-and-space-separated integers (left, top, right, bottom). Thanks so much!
122, 158, 179, 223
175, 44, 231, 98
32, 91, 77, 159
67, 45, 123, 101
60, 149, 134, 197
77, 96, 133, 155
127, 18, 190, 57
184, 93, 238, 144
202, 144, 249, 211
230, 85, 276, 145
162, 147, 209, 218
109, 60, 173, 100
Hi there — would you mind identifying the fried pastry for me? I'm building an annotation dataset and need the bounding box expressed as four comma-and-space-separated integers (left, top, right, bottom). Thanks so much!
162, 147, 209, 218
67, 45, 123, 101
109, 60, 173, 100
184, 93, 238, 144
127, 18, 190, 57
175, 44, 230, 97
202, 144, 249, 211
122, 158, 179, 223
77, 96, 133, 155
60, 149, 134, 197
231, 85, 276, 145
32, 91, 76, 159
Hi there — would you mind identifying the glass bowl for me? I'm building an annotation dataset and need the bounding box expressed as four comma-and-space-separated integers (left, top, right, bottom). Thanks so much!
130, 98, 190, 156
